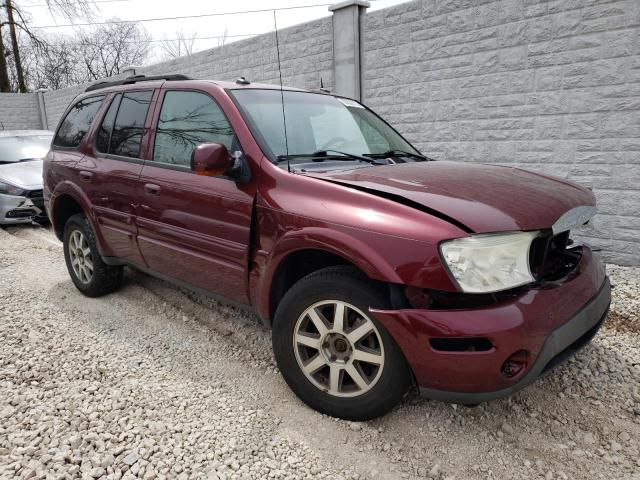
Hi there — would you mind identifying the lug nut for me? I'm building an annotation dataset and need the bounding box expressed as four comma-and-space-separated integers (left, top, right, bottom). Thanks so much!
344, 356, 350, 361
323, 342, 329, 348
330, 354, 337, 361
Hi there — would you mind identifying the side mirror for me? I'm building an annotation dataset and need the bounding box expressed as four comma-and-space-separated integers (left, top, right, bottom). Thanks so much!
190, 143, 232, 176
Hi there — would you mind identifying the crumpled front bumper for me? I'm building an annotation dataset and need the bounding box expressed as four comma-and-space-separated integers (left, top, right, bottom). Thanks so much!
0, 192, 43, 225
371, 247, 610, 404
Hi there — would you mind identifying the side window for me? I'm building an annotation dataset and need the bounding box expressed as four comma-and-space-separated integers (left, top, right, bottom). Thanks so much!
96, 94, 121, 153
109, 91, 153, 158
153, 91, 235, 167
53, 95, 105, 148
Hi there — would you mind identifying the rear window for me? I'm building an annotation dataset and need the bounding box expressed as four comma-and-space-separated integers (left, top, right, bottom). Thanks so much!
53, 96, 105, 148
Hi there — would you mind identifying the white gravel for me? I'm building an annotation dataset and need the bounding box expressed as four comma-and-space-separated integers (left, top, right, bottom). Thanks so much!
0, 225, 639, 480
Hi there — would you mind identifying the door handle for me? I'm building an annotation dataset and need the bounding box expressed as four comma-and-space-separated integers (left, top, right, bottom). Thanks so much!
144, 183, 161, 195
79, 171, 93, 182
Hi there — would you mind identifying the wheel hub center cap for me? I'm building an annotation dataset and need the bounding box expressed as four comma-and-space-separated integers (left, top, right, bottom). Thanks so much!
322, 332, 352, 363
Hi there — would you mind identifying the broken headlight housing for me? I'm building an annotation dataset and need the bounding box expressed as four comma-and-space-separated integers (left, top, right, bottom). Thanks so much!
439, 231, 539, 293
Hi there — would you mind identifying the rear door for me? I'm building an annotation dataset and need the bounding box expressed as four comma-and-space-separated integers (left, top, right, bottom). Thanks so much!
136, 89, 256, 304
75, 90, 155, 264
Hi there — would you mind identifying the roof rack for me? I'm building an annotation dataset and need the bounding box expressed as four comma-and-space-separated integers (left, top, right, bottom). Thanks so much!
84, 74, 192, 92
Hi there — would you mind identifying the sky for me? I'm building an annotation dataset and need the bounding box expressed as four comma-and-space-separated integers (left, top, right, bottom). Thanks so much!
18, 0, 412, 63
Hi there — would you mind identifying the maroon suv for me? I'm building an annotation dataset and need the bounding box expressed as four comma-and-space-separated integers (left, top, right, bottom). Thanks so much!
44, 74, 610, 420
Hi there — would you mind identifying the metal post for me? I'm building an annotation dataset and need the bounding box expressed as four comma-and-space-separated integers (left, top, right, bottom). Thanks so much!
35, 89, 48, 130
328, 0, 370, 101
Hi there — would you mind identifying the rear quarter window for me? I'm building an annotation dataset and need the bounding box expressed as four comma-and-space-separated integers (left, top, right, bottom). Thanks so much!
53, 96, 105, 148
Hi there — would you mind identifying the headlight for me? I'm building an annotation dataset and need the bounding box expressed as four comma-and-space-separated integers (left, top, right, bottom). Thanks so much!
440, 231, 539, 293
0, 181, 25, 196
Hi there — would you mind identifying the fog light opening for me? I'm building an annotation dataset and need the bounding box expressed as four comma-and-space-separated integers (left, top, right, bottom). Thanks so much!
501, 349, 529, 379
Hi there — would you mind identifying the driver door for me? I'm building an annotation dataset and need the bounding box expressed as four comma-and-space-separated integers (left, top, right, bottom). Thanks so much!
135, 89, 255, 304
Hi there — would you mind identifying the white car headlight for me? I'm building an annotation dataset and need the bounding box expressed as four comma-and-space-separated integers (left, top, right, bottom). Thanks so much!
440, 231, 539, 293
0, 180, 25, 196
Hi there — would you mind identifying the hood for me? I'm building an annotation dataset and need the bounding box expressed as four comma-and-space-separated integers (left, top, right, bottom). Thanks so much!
0, 160, 43, 190
307, 161, 595, 233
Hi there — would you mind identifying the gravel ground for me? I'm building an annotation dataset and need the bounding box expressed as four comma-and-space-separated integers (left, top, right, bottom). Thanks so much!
0, 224, 638, 480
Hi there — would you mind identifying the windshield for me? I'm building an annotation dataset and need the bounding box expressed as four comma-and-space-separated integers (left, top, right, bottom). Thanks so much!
232, 90, 420, 160
0, 134, 53, 164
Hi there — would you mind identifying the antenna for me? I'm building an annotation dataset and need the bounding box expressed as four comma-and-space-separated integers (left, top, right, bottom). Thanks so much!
273, 10, 290, 172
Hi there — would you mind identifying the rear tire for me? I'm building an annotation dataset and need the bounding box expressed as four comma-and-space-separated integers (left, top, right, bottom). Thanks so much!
272, 266, 411, 421
63, 213, 123, 297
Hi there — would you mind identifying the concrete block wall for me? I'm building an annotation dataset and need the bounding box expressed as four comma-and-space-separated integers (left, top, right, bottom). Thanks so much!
362, 0, 640, 265
142, 17, 333, 90
0, 93, 42, 131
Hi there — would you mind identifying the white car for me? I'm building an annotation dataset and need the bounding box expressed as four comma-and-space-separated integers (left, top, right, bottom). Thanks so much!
0, 130, 53, 224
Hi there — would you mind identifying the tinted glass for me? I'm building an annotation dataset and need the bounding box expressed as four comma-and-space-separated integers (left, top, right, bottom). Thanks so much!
110, 91, 152, 158
232, 90, 419, 159
153, 91, 235, 167
96, 94, 121, 153
0, 134, 53, 164
53, 96, 104, 148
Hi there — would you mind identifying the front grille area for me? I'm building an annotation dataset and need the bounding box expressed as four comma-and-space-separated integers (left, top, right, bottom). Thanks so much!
529, 230, 581, 281
26, 189, 45, 209
26, 189, 43, 199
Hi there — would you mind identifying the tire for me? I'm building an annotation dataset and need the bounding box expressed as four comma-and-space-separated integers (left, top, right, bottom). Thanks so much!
63, 213, 123, 297
272, 266, 411, 421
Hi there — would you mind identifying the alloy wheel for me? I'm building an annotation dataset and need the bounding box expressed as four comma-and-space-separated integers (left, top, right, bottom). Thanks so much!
68, 230, 93, 284
293, 300, 385, 397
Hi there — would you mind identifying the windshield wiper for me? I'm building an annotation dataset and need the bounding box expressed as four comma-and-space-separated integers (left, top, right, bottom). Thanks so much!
276, 150, 386, 165
312, 150, 387, 164
364, 150, 432, 161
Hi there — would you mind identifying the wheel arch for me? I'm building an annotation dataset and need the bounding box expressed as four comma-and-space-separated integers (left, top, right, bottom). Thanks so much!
257, 227, 407, 323
52, 193, 85, 240
50, 182, 103, 253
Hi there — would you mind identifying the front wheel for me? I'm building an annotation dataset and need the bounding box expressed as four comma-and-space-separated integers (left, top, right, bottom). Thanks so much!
272, 266, 411, 420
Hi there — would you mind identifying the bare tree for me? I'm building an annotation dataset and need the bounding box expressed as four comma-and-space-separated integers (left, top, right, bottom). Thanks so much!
5, 0, 26, 92
76, 21, 152, 81
159, 29, 197, 59
0, 16, 11, 92
41, 0, 93, 19
0, 0, 94, 92
14, 20, 151, 90
20, 34, 82, 90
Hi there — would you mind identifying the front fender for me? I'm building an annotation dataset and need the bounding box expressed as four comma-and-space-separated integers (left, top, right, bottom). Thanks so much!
272, 226, 404, 281
252, 221, 460, 320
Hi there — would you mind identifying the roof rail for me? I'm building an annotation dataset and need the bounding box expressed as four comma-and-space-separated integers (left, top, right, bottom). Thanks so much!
84, 74, 192, 92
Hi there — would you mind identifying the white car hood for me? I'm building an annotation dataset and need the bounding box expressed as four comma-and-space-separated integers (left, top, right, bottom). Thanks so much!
0, 160, 43, 190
